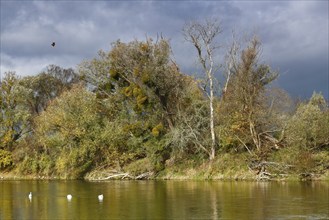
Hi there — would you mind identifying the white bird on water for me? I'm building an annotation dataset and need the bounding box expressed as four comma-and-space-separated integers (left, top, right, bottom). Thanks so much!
67, 194, 72, 201
28, 192, 32, 200
98, 194, 103, 201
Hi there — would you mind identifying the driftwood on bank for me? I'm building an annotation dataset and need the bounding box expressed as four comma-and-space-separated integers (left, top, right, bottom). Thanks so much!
135, 172, 154, 180
99, 173, 134, 180
86, 170, 154, 181
249, 161, 295, 181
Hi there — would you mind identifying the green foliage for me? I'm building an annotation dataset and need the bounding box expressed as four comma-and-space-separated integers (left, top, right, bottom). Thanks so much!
12, 142, 52, 175
0, 67, 79, 153
294, 150, 317, 173
144, 137, 171, 172
34, 85, 101, 178
80, 38, 186, 121
0, 72, 31, 150
18, 157, 39, 174
124, 158, 153, 176
0, 149, 13, 169
97, 119, 142, 169
1, 36, 327, 180
163, 76, 211, 159
78, 38, 195, 172
269, 146, 329, 176
19, 66, 79, 115
272, 93, 329, 176
286, 92, 329, 150
312, 151, 329, 173
152, 123, 164, 137
55, 145, 96, 179
217, 37, 279, 155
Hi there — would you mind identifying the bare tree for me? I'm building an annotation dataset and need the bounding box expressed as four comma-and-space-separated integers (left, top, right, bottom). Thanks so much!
183, 19, 222, 160
223, 31, 240, 95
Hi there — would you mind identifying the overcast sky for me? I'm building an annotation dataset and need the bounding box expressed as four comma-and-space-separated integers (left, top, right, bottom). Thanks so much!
1, 1, 328, 99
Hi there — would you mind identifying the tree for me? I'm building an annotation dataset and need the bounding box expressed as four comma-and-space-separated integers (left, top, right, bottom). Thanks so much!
217, 37, 278, 157
34, 84, 101, 178
0, 72, 31, 150
80, 39, 185, 123
280, 93, 329, 174
183, 19, 222, 160
223, 31, 240, 95
286, 92, 329, 150
20, 65, 80, 115
165, 79, 210, 159
79, 38, 190, 171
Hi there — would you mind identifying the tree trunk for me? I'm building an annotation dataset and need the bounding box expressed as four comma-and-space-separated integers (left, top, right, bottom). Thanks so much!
209, 73, 216, 160
249, 116, 261, 151
183, 19, 222, 161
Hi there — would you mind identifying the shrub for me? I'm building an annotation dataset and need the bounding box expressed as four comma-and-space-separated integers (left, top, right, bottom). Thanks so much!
55, 144, 96, 179
286, 93, 329, 150
124, 158, 152, 176
0, 149, 13, 169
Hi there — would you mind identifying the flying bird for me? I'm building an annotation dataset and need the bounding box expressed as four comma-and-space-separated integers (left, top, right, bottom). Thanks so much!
51, 42, 55, 47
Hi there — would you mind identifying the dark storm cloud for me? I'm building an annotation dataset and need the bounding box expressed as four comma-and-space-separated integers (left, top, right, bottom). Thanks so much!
1, 1, 328, 99
273, 50, 328, 97
2, 1, 111, 57
220, 1, 328, 99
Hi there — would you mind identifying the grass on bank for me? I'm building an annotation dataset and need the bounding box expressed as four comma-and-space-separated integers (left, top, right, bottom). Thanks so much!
1, 148, 329, 181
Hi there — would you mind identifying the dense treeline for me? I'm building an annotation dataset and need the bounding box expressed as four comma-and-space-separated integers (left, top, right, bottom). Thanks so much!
1, 33, 328, 180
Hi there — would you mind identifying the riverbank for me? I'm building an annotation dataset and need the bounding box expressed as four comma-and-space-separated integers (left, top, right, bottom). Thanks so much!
2, 150, 329, 181
1, 170, 329, 181
2, 156, 329, 181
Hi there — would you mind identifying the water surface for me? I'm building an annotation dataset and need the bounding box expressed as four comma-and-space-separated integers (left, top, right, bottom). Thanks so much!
1, 180, 328, 219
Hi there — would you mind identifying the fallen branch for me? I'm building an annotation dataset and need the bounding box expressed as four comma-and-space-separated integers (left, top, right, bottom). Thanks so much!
98, 173, 133, 180
299, 173, 313, 179
87, 170, 154, 181
257, 171, 271, 181
234, 135, 253, 156
249, 161, 295, 181
136, 172, 154, 180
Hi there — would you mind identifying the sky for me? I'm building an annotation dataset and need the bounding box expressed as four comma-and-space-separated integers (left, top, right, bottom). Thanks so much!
1, 0, 328, 99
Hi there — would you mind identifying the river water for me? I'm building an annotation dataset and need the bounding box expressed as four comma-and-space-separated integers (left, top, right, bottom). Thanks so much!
0, 180, 328, 219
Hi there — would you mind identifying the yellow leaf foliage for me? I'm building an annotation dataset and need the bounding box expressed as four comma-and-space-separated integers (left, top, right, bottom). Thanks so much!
109, 68, 119, 79
137, 95, 148, 107
133, 67, 140, 77
152, 123, 164, 137
124, 86, 133, 97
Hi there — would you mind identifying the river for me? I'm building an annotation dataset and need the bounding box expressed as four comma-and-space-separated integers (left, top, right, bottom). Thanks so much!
0, 180, 328, 219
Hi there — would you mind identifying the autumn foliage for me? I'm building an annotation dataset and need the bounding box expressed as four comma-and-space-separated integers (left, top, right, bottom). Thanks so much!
0, 36, 328, 180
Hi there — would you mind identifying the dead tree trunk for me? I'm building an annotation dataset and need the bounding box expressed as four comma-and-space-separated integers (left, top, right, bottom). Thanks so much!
183, 19, 222, 160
